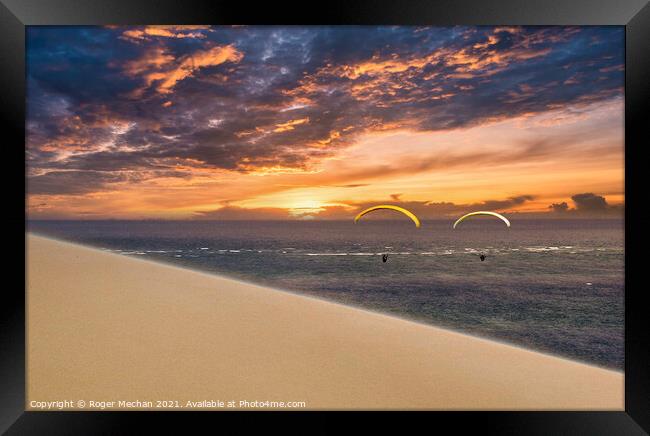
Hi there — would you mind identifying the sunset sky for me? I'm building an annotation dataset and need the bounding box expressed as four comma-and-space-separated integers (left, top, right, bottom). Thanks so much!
26, 26, 624, 220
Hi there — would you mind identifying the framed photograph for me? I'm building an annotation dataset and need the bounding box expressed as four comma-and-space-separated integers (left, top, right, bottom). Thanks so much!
2, 0, 648, 433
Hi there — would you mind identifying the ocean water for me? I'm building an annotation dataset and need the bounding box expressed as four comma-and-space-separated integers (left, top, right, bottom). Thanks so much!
28, 219, 624, 370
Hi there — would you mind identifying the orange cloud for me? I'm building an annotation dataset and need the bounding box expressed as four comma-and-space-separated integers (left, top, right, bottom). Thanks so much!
121, 25, 212, 42
273, 117, 310, 133
124, 45, 243, 95
151, 45, 243, 94
122, 47, 175, 76
337, 55, 433, 80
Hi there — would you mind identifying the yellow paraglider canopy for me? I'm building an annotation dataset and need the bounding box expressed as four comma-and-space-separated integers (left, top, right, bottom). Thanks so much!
453, 211, 510, 229
354, 205, 421, 228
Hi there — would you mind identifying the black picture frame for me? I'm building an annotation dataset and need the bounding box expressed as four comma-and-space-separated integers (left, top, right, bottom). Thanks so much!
2, 0, 648, 434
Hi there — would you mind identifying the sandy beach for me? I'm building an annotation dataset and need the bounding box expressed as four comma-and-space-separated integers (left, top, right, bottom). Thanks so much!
26, 234, 623, 410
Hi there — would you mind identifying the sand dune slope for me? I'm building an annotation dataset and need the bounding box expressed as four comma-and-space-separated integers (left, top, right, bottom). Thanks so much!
27, 234, 623, 410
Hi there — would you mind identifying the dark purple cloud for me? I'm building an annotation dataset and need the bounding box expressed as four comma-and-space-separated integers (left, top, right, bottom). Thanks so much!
549, 202, 570, 213
571, 193, 609, 211
547, 193, 622, 216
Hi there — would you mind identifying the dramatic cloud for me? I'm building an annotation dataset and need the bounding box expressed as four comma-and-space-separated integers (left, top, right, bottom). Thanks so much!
25, 26, 624, 218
